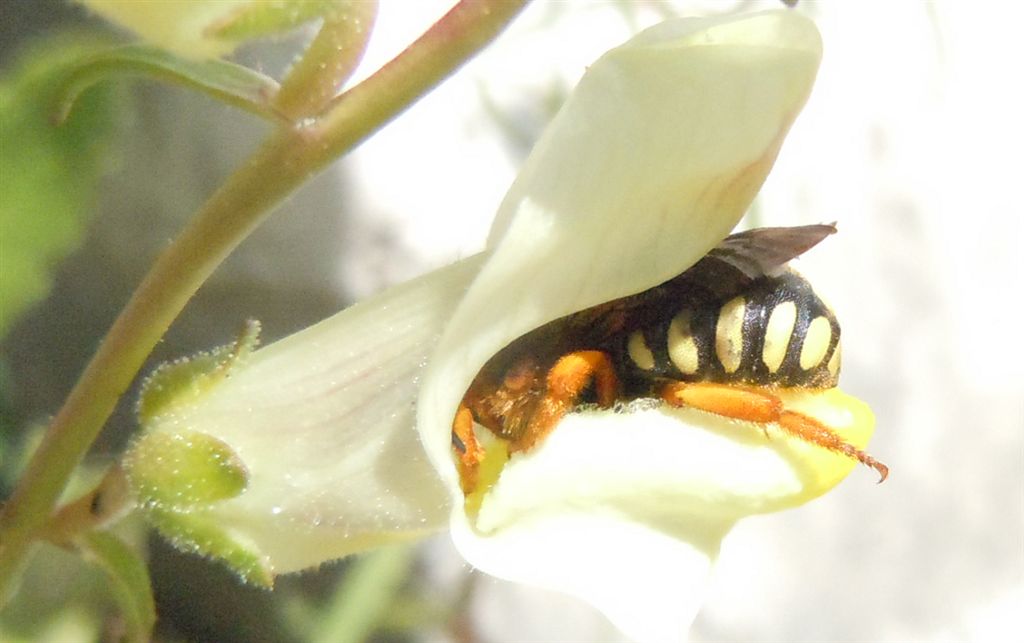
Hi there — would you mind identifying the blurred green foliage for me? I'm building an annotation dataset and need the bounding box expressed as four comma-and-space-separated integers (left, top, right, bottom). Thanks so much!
0, 34, 129, 642
0, 542, 107, 643
0, 36, 121, 338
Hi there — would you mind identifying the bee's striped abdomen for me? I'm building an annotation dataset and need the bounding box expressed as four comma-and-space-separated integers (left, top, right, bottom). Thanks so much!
617, 266, 841, 390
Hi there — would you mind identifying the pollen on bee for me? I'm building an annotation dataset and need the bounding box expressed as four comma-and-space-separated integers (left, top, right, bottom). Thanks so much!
715, 296, 746, 373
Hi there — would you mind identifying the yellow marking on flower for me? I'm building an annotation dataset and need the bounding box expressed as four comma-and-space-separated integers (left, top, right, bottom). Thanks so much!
769, 387, 876, 504
463, 438, 510, 518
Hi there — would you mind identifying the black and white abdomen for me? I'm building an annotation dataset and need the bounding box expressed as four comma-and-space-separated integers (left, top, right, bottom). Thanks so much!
618, 268, 841, 390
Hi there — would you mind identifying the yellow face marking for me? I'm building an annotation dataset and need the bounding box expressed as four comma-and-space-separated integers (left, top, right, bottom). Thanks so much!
667, 310, 700, 374
762, 301, 797, 373
827, 339, 841, 378
800, 316, 833, 370
715, 296, 746, 373
627, 330, 656, 370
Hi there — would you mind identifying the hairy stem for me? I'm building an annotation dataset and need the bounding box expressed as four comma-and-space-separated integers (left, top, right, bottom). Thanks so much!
0, 0, 529, 603
273, 0, 379, 120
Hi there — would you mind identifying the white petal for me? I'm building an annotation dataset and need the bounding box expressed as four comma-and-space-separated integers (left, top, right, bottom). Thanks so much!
415, 10, 825, 639
151, 255, 484, 573
456, 389, 873, 642
453, 509, 724, 643
419, 11, 823, 490
476, 390, 875, 537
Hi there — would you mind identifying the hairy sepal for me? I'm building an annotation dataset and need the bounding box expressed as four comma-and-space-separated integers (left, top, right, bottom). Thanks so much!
132, 257, 483, 577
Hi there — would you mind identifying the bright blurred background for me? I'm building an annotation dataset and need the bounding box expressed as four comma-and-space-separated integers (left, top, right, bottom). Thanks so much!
1, 1, 1021, 641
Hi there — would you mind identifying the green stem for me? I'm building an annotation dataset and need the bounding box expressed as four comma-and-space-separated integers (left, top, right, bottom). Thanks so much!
314, 0, 527, 163
0, 0, 529, 604
0, 133, 306, 604
308, 545, 415, 643
273, 0, 379, 120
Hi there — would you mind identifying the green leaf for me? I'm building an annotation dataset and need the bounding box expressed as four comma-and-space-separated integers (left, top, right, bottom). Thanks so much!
78, 531, 156, 643
124, 431, 249, 510
55, 45, 284, 125
137, 319, 260, 423
0, 37, 121, 338
211, 0, 352, 40
148, 509, 274, 587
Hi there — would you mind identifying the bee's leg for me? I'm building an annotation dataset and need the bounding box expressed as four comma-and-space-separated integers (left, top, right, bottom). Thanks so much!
660, 382, 887, 482
512, 351, 618, 454
452, 404, 484, 494
776, 410, 888, 482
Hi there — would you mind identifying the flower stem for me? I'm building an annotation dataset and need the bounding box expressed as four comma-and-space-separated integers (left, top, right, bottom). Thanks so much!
312, 0, 528, 162
272, 0, 379, 120
0, 0, 529, 603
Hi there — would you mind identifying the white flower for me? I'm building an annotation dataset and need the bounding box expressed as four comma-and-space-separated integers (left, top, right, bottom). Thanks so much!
126, 11, 877, 642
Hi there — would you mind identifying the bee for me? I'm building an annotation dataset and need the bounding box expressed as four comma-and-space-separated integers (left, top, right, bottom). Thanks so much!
451, 224, 887, 494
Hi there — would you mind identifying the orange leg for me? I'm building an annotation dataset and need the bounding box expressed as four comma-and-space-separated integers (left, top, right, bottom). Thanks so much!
511, 350, 619, 454
452, 404, 483, 494
452, 351, 619, 493
662, 382, 888, 482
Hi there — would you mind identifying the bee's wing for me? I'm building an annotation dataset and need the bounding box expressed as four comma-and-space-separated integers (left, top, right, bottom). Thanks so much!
564, 224, 837, 341
710, 223, 837, 278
